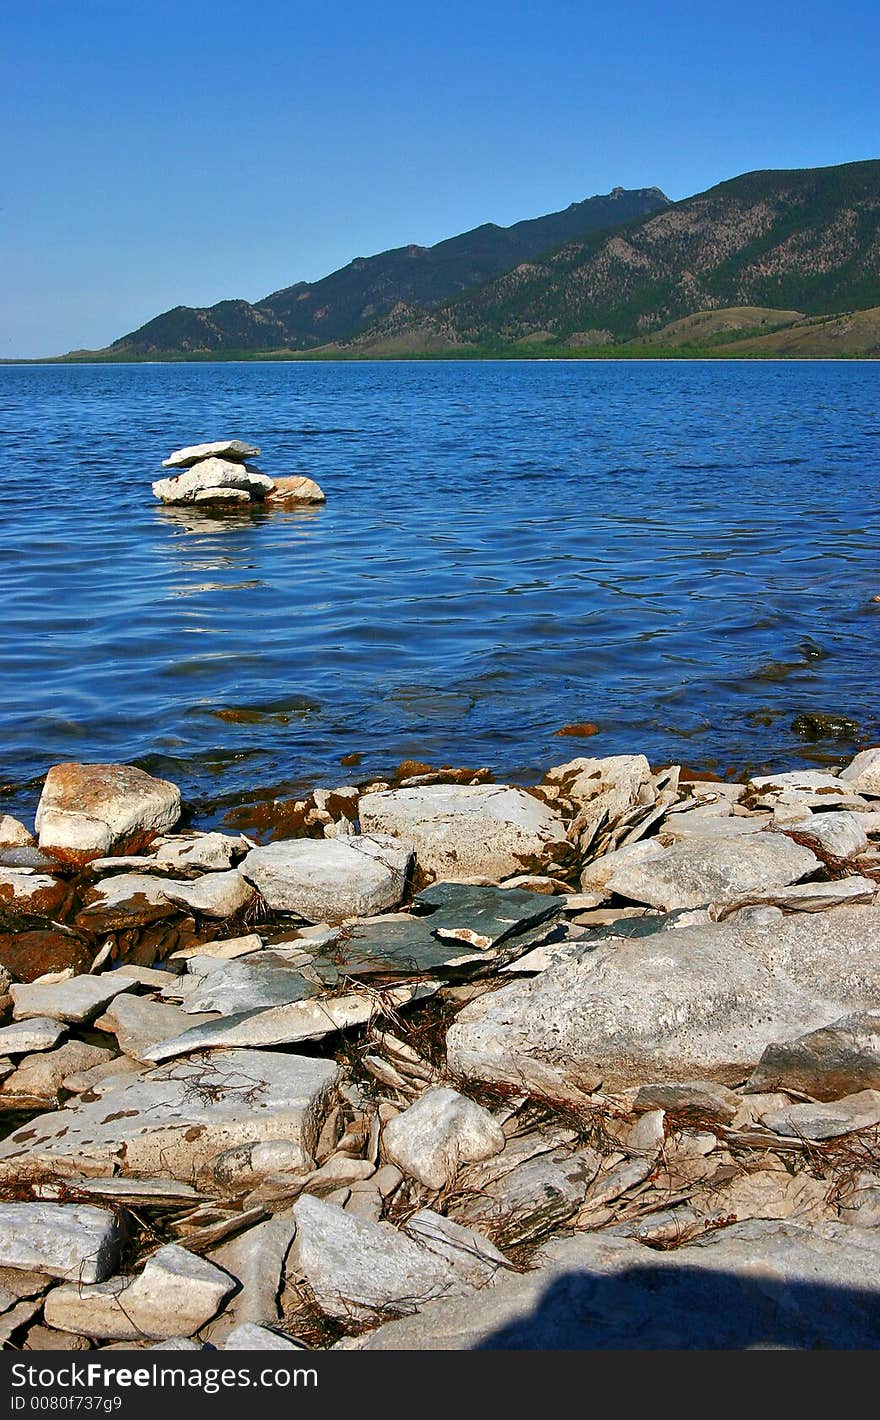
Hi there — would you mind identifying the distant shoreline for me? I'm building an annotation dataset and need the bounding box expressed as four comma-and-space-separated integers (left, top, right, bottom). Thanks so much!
2, 348, 877, 366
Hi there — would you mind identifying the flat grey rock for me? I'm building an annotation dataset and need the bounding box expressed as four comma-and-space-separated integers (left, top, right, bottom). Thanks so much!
204, 1211, 298, 1341
0, 1049, 340, 1185
0, 1017, 67, 1055
760, 1089, 880, 1139
11, 974, 134, 1025
0, 1203, 121, 1282
1, 1040, 113, 1102
178, 959, 319, 1016
241, 834, 413, 922
99, 993, 217, 1061
162, 440, 260, 469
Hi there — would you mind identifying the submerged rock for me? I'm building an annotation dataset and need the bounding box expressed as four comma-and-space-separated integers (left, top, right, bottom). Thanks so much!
36, 763, 181, 862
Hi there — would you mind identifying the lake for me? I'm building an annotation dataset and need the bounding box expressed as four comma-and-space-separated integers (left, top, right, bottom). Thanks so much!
1, 358, 878, 828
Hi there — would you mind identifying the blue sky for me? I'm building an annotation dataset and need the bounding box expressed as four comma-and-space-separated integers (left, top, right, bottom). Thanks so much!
3, 0, 879, 356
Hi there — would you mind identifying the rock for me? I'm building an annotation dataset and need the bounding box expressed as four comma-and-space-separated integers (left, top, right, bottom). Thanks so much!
177, 959, 318, 1016
0, 1049, 340, 1185
0, 1203, 121, 1282
748, 1011, 880, 1100
0, 930, 92, 983
154, 833, 246, 872
403, 1210, 513, 1288
446, 906, 880, 1098
358, 785, 567, 881
0, 816, 33, 848
345, 1222, 880, 1349
659, 815, 770, 843
579, 839, 667, 893
344, 1182, 384, 1223
169, 934, 262, 963
44, 1244, 235, 1341
0, 869, 70, 917
23, 1324, 92, 1351
791, 712, 860, 741
77, 873, 178, 929
204, 1211, 298, 1341
631, 1080, 741, 1125
241, 835, 413, 921
605, 835, 820, 910
760, 1090, 880, 1140
0, 1017, 67, 1055
840, 748, 880, 795
11, 974, 134, 1025
142, 981, 436, 1062
838, 1172, 880, 1227
579, 1155, 656, 1214
698, 1166, 832, 1226
450, 1146, 601, 1244
98, 994, 216, 1062
266, 476, 326, 504
716, 877, 876, 914
153, 458, 273, 506
204, 1140, 313, 1193
382, 1087, 505, 1190
783, 812, 869, 860
289, 1195, 458, 1321
36, 763, 181, 862
63, 1056, 143, 1094
2, 1041, 114, 1102
161, 870, 257, 920
748, 769, 862, 809
162, 440, 260, 469
223, 1323, 304, 1349
0, 1299, 43, 1346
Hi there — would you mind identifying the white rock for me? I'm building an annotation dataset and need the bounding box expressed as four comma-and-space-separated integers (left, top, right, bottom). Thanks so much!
142, 982, 436, 1062
169, 934, 262, 963
760, 1089, 880, 1140
359, 784, 568, 881
840, 748, 880, 795
154, 832, 246, 871
204, 1212, 298, 1341
161, 870, 256, 920
290, 1195, 458, 1321
44, 1244, 235, 1341
446, 905, 880, 1098
11, 974, 134, 1025
382, 1086, 506, 1190
241, 834, 412, 921
205, 1140, 313, 1192
606, 834, 819, 910
152, 458, 273, 505
579, 838, 667, 893
403, 1210, 513, 1287
0, 815, 33, 847
0, 1018, 67, 1055
162, 440, 260, 469
783, 812, 869, 860
98, 994, 216, 1062
0, 1203, 121, 1282
0, 1049, 340, 1185
36, 763, 181, 860
1, 1041, 113, 1102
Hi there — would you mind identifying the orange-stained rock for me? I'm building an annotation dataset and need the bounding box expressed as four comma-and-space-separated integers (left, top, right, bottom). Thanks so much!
0, 931, 93, 983
35, 763, 181, 864
265, 476, 326, 504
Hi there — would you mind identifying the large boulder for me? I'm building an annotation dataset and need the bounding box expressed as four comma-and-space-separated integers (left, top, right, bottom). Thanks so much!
382, 1087, 506, 1190
604, 833, 820, 910
152, 458, 273, 506
36, 763, 181, 862
358, 785, 568, 881
162, 440, 260, 469
265, 476, 326, 504
446, 905, 880, 1099
240, 834, 412, 921
345, 1222, 880, 1349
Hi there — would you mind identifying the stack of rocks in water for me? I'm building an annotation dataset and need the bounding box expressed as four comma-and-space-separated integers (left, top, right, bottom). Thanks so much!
151, 439, 326, 508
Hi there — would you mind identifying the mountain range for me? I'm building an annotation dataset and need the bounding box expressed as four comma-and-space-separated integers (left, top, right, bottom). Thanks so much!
79, 159, 880, 359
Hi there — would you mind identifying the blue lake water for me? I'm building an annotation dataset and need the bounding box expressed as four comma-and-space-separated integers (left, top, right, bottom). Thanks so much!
1, 359, 878, 827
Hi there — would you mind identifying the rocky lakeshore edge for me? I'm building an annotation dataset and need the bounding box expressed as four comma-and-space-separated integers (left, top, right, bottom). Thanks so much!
2, 747, 880, 1348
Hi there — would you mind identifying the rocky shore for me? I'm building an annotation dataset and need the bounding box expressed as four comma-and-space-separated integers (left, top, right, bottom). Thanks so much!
3, 746, 880, 1348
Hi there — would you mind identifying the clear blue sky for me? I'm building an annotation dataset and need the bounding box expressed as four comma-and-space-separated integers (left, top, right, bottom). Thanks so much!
3, 0, 879, 356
